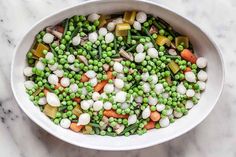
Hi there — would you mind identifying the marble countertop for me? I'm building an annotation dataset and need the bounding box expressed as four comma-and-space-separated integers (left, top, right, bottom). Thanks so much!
0, 0, 236, 156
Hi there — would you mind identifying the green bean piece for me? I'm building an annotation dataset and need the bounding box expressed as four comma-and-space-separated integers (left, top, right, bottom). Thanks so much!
49, 44, 57, 57
120, 123, 139, 135
95, 127, 100, 135
106, 132, 117, 137
32, 87, 43, 97
63, 18, 69, 36
127, 30, 131, 44
98, 45, 102, 59
89, 123, 100, 128
126, 44, 137, 52
164, 55, 181, 59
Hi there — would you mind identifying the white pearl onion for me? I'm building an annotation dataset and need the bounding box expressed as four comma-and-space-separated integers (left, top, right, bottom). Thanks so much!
60, 77, 70, 87
92, 92, 100, 101
48, 63, 58, 71
145, 42, 154, 48
148, 96, 158, 105
114, 78, 124, 89
141, 72, 149, 81
23, 67, 33, 77
81, 100, 91, 110
143, 83, 151, 93
156, 104, 165, 112
72, 35, 81, 46
88, 32, 98, 43
46, 92, 60, 107
186, 89, 195, 97
93, 101, 103, 111
114, 91, 127, 103
185, 100, 194, 109
45, 52, 54, 60
113, 18, 123, 24
150, 75, 158, 84
85, 70, 96, 78
196, 57, 207, 68
136, 11, 147, 23
133, 21, 142, 30
168, 49, 177, 56
155, 83, 164, 94
113, 62, 123, 73
107, 22, 116, 31
35, 61, 45, 70
98, 27, 108, 36
177, 83, 186, 95
128, 115, 137, 125
159, 117, 170, 128
67, 54, 75, 63
82, 87, 87, 95
48, 74, 59, 85
197, 81, 206, 90
135, 96, 143, 103
87, 13, 100, 22
147, 48, 159, 58
69, 65, 80, 72
43, 33, 54, 44
136, 43, 144, 53
134, 53, 146, 63
174, 111, 183, 118
185, 71, 196, 83
89, 77, 98, 87
197, 70, 208, 81
142, 106, 151, 119
105, 32, 114, 43
69, 83, 78, 93
166, 108, 173, 116
121, 102, 130, 109
60, 118, 71, 129
103, 102, 112, 110
77, 113, 90, 125
38, 97, 47, 105
103, 84, 114, 93
53, 69, 64, 77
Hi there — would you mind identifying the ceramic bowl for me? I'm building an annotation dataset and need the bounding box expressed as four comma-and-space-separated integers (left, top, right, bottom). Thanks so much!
11, 0, 224, 150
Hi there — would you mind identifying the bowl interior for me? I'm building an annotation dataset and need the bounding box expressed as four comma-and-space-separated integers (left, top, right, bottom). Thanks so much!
11, 0, 224, 150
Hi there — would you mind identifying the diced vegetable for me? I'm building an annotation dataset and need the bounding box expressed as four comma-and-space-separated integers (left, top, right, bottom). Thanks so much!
103, 110, 128, 119
144, 121, 155, 130
175, 36, 189, 48
43, 104, 57, 118
180, 49, 197, 63
34, 43, 49, 58
98, 15, 107, 28
94, 80, 108, 92
70, 123, 83, 132
115, 23, 131, 36
156, 35, 171, 46
72, 105, 83, 117
123, 11, 136, 25
168, 60, 180, 74
82, 125, 93, 134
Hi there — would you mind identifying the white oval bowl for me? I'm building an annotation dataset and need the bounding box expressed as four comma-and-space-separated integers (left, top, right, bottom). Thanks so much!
11, 0, 224, 151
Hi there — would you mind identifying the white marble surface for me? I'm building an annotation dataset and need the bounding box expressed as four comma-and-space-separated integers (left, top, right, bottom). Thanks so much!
0, 0, 236, 156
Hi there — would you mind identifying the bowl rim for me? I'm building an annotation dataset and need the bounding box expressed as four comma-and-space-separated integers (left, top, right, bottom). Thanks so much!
11, 0, 225, 151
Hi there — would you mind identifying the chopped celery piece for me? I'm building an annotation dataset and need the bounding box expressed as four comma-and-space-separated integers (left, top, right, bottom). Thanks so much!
175, 36, 189, 48
156, 35, 171, 46
34, 43, 49, 58
98, 15, 107, 28
82, 125, 93, 134
168, 60, 180, 74
72, 105, 83, 117
123, 11, 136, 25
115, 23, 131, 36
165, 76, 172, 85
43, 104, 57, 118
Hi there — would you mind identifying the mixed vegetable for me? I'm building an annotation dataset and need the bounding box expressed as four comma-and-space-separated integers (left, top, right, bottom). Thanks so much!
23, 11, 208, 136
